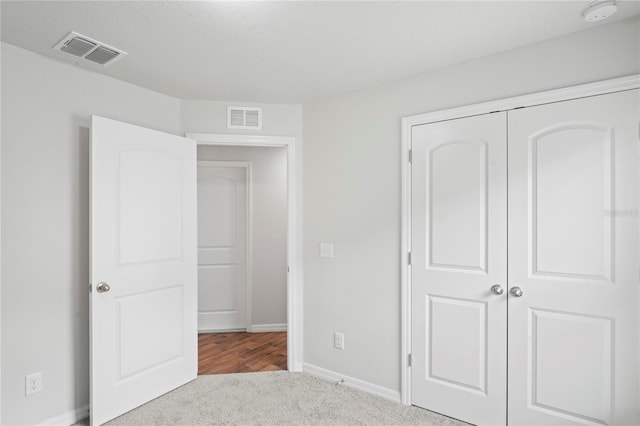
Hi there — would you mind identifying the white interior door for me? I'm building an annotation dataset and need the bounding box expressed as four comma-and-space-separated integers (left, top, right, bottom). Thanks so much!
508, 89, 639, 425
411, 112, 508, 425
90, 116, 197, 425
197, 161, 249, 332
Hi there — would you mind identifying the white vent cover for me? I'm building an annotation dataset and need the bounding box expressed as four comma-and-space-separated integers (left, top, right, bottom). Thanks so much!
54, 31, 127, 66
227, 107, 262, 130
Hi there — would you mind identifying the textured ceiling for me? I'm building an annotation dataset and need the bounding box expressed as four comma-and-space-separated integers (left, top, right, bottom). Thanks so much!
1, 1, 638, 103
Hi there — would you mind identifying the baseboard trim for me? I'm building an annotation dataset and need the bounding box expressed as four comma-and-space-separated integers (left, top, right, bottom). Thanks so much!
303, 363, 401, 403
198, 328, 245, 334
250, 323, 287, 333
39, 404, 89, 426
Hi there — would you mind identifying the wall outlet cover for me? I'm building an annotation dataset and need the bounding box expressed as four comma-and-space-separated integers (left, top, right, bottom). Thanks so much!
25, 372, 43, 396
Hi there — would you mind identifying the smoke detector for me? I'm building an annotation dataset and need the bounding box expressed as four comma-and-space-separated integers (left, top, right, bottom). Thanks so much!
53, 31, 127, 66
582, 1, 618, 23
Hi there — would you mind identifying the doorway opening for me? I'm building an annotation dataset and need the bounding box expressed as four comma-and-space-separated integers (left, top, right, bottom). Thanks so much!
198, 331, 287, 374
188, 133, 299, 375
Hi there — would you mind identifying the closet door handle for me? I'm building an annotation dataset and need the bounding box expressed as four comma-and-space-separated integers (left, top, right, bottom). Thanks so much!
490, 284, 504, 295
510, 286, 523, 298
96, 282, 111, 293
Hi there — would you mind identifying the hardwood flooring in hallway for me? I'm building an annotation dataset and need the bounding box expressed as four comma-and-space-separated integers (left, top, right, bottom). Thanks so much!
198, 331, 287, 375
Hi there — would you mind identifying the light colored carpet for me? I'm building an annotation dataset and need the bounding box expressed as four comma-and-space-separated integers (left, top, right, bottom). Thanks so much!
79, 371, 469, 425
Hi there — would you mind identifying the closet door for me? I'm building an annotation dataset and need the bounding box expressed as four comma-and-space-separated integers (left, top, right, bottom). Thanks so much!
508, 89, 639, 425
411, 112, 507, 425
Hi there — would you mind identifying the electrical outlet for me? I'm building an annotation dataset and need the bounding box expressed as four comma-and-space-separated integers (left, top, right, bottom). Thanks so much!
334, 332, 344, 350
25, 372, 43, 396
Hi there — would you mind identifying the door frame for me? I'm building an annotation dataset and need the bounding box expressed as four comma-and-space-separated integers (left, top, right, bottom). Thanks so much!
197, 160, 253, 332
399, 74, 639, 405
186, 133, 301, 372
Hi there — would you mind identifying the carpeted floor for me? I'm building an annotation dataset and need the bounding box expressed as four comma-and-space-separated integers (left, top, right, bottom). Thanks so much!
78, 371, 468, 425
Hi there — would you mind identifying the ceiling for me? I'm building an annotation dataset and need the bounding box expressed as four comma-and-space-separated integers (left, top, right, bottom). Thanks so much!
1, 1, 638, 103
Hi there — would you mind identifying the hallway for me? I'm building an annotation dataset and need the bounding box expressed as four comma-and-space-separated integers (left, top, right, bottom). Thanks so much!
198, 332, 287, 375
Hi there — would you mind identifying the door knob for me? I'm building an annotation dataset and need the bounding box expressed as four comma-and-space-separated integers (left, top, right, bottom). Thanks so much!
96, 282, 111, 293
490, 284, 504, 295
510, 286, 523, 297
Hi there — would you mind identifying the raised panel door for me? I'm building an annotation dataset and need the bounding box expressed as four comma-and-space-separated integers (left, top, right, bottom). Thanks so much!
411, 112, 508, 425
91, 116, 197, 425
508, 89, 639, 425
197, 161, 248, 331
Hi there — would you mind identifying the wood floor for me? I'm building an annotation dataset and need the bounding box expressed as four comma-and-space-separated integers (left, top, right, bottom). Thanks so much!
198, 332, 287, 375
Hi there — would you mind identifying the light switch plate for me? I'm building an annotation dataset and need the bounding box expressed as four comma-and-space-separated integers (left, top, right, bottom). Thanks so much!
334, 332, 344, 350
320, 242, 334, 258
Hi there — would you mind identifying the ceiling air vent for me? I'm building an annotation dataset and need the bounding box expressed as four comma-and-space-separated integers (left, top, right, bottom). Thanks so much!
227, 107, 262, 130
54, 31, 127, 67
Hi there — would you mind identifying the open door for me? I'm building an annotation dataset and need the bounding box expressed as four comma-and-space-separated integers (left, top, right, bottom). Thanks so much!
90, 116, 197, 425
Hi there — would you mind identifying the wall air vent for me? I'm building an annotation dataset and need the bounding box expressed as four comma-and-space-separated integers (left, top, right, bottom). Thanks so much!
54, 31, 127, 67
227, 107, 262, 130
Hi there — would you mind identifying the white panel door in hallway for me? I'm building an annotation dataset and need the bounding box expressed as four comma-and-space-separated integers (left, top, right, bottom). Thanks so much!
197, 161, 249, 332
410, 112, 508, 425
91, 116, 197, 425
507, 89, 639, 426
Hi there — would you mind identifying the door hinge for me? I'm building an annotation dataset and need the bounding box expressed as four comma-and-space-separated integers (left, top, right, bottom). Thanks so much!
408, 252, 412, 265
287, 266, 290, 273
89, 283, 92, 293
408, 149, 412, 163
408, 353, 412, 367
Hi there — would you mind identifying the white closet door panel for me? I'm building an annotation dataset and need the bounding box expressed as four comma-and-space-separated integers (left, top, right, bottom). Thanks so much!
508, 89, 639, 426
411, 112, 507, 425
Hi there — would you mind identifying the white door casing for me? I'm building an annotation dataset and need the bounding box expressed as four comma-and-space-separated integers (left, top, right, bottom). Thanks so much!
410, 112, 508, 425
197, 161, 250, 332
90, 116, 197, 425
507, 89, 639, 425
188, 133, 301, 372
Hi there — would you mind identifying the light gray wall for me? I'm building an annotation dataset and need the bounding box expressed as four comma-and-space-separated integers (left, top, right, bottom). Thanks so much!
1, 42, 182, 425
181, 100, 303, 138
302, 17, 640, 393
198, 146, 288, 327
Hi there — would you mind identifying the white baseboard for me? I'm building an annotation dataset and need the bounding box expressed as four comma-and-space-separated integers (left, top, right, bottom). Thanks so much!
198, 328, 245, 334
250, 323, 287, 333
303, 363, 401, 403
197, 324, 287, 334
39, 404, 89, 426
